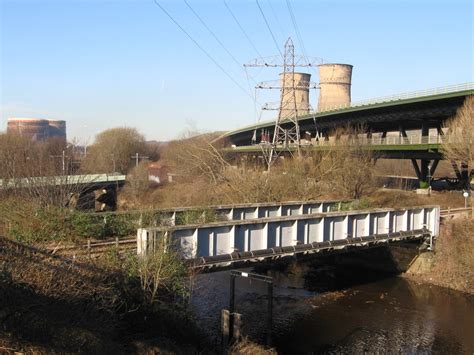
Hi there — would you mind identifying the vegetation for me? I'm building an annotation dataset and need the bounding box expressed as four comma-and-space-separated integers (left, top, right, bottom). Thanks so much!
145, 126, 376, 208
442, 95, 473, 177
0, 133, 71, 179
81, 127, 156, 174
0, 236, 204, 353
407, 217, 474, 294
229, 337, 276, 354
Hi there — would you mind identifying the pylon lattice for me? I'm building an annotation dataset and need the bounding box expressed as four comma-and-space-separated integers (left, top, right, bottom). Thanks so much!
245, 37, 318, 169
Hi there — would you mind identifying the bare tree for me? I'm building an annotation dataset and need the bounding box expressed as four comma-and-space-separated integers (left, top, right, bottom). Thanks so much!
442, 95, 474, 176
0, 132, 85, 207
158, 126, 375, 206
81, 127, 148, 174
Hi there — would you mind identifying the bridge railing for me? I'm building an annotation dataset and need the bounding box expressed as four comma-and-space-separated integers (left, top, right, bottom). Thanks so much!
317, 82, 473, 113
307, 134, 469, 147
164, 199, 348, 225
0, 173, 126, 189
137, 206, 440, 259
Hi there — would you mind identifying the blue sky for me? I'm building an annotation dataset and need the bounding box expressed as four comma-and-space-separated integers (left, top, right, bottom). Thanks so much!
1, 0, 472, 143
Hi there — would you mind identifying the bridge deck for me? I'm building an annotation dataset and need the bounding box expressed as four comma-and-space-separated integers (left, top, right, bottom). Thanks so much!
221, 83, 473, 147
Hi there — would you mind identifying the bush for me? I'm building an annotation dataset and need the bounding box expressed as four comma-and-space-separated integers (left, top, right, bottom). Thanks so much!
0, 198, 72, 243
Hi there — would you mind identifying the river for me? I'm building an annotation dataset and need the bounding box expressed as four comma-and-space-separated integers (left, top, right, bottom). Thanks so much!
190, 259, 474, 353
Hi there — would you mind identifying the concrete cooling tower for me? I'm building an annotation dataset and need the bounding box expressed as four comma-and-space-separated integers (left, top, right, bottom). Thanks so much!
317, 64, 353, 111
47, 120, 67, 139
279, 72, 311, 116
7, 118, 67, 142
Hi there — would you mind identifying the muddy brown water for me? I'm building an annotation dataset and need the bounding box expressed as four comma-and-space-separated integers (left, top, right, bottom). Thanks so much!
190, 261, 474, 353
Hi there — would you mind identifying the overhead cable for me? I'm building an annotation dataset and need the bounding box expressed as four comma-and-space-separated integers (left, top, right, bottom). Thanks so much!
286, 0, 309, 66
223, 0, 264, 60
255, 0, 284, 58
266, 0, 286, 41
184, 0, 246, 74
152, 0, 259, 103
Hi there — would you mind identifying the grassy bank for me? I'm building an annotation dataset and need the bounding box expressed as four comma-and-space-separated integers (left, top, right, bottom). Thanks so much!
405, 218, 474, 294
0, 237, 206, 353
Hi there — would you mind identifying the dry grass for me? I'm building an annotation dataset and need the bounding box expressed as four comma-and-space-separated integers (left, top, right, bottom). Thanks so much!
229, 337, 276, 355
0, 237, 203, 353
367, 189, 468, 209
408, 218, 474, 294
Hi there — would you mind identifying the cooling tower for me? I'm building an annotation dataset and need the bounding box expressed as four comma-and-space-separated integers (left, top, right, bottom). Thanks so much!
7, 118, 50, 141
279, 72, 311, 116
7, 118, 67, 142
47, 120, 67, 141
317, 63, 353, 111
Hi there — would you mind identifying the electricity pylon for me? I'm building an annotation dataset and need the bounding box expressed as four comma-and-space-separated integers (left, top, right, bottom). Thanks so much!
245, 37, 320, 169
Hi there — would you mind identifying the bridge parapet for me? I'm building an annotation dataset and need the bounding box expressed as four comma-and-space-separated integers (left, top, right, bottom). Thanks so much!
318, 82, 473, 113
138, 206, 440, 264
160, 199, 349, 225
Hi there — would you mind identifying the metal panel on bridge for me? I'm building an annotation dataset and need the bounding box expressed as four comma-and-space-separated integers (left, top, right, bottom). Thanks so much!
137, 206, 440, 259
164, 199, 347, 225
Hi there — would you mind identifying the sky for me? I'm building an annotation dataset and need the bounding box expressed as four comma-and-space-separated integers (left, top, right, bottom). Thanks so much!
1, 0, 473, 144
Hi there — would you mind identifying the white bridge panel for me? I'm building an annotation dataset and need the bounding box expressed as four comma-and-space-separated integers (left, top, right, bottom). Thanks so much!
280, 221, 296, 247
214, 226, 234, 256
137, 206, 440, 259
249, 224, 266, 251
174, 229, 197, 259
307, 219, 324, 243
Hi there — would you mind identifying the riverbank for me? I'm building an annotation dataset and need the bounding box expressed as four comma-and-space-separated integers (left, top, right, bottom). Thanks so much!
0, 237, 207, 353
404, 217, 474, 294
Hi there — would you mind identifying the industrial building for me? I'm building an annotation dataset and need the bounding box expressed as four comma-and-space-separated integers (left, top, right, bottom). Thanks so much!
7, 118, 67, 142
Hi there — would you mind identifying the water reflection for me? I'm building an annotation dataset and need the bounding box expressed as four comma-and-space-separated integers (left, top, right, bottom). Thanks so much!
190, 261, 474, 353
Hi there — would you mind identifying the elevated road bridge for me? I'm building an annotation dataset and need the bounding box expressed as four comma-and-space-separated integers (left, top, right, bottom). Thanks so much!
220, 83, 473, 188
222, 83, 473, 146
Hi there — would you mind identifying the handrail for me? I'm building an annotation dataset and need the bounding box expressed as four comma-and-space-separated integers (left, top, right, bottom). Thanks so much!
306, 135, 471, 147
317, 82, 474, 113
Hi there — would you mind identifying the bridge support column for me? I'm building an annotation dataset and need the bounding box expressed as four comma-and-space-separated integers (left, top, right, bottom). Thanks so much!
412, 159, 439, 189
94, 186, 118, 211
420, 160, 430, 189
450, 161, 471, 190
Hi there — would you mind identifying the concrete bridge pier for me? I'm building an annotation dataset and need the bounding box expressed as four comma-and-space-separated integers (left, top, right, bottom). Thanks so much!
94, 187, 118, 211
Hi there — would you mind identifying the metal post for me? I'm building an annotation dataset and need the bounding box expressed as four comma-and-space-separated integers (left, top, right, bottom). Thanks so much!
229, 273, 236, 341
62, 150, 65, 175
267, 281, 273, 346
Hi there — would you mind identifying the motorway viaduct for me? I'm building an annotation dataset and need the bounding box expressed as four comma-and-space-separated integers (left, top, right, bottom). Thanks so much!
219, 83, 474, 189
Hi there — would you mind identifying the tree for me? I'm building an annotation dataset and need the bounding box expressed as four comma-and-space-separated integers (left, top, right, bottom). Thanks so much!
442, 96, 474, 177
81, 127, 148, 174
0, 132, 82, 207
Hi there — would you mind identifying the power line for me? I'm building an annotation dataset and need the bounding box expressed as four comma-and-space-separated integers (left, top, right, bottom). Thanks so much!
266, 0, 286, 41
255, 0, 284, 58
223, 0, 264, 60
286, 0, 309, 66
184, 0, 244, 73
151, 0, 258, 103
